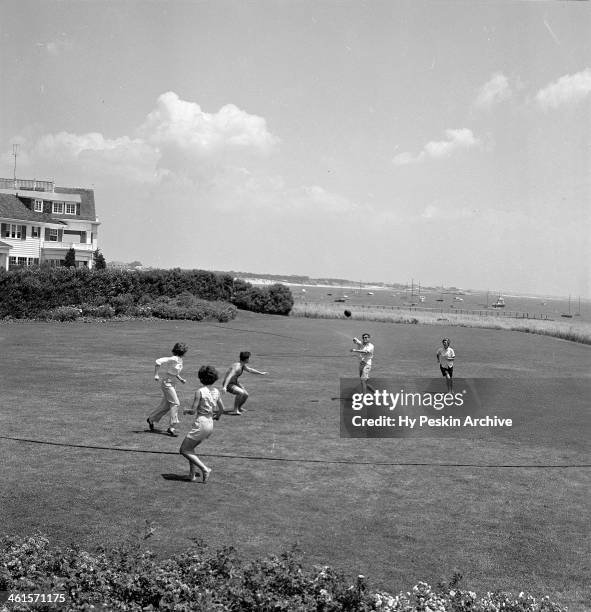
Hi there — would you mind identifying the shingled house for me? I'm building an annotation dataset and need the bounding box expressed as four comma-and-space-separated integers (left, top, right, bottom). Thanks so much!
0, 178, 99, 270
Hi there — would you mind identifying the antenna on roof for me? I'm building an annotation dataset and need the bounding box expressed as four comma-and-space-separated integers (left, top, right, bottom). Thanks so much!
12, 144, 19, 185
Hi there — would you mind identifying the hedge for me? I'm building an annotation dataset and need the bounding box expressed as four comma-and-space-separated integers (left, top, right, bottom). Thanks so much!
0, 533, 568, 611
231, 283, 294, 316
0, 269, 293, 319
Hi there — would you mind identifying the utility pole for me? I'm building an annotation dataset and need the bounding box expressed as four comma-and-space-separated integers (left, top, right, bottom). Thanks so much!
12, 144, 19, 186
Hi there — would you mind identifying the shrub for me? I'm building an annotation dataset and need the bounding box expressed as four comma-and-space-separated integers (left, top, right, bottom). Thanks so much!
150, 295, 237, 323
40, 306, 81, 322
80, 304, 116, 319
0, 268, 294, 320
0, 533, 569, 611
110, 293, 136, 315
266, 283, 294, 315
0, 268, 253, 320
93, 248, 106, 270
232, 283, 294, 315
63, 247, 76, 268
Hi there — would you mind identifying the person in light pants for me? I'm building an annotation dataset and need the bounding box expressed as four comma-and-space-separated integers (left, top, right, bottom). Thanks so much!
351, 333, 375, 393
146, 342, 187, 436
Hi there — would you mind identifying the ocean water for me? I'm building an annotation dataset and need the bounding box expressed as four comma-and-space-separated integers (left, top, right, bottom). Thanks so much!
291, 285, 591, 323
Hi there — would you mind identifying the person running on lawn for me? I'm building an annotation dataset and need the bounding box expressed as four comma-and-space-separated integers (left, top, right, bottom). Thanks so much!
179, 365, 225, 483
221, 351, 268, 415
146, 342, 187, 437
436, 337, 455, 392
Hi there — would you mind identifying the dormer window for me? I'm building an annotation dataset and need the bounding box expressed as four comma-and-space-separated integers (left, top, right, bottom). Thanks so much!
52, 201, 64, 214
65, 202, 76, 215
34, 199, 43, 212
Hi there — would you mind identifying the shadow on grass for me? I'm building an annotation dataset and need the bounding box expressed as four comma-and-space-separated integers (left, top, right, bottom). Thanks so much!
162, 473, 201, 482
131, 428, 177, 436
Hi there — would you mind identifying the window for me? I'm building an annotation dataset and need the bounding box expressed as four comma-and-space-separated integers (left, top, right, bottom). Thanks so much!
49, 228, 58, 242
9, 257, 38, 269
9, 224, 22, 239
65, 203, 76, 215
52, 201, 64, 214
31, 226, 41, 238
34, 199, 43, 212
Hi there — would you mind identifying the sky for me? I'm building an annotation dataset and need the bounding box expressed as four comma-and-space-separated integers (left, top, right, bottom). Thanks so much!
1, 1, 589, 297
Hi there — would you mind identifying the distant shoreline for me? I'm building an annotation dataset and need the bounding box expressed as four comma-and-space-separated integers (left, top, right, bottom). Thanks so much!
241, 277, 588, 302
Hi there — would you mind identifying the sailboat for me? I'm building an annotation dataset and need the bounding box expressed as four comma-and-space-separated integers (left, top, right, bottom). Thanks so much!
574, 296, 582, 317
561, 296, 573, 318
491, 294, 505, 308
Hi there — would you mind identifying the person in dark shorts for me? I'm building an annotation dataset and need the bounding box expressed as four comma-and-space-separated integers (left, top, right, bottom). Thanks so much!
221, 351, 268, 415
436, 338, 455, 391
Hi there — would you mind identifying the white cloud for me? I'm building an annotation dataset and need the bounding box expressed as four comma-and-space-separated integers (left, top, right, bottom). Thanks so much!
298, 185, 358, 213
393, 128, 480, 165
140, 91, 279, 158
392, 151, 418, 166
475, 73, 511, 109
210, 176, 361, 215
14, 92, 358, 219
535, 69, 591, 110
31, 132, 161, 183
425, 128, 478, 158
134, 92, 281, 185
18, 92, 281, 186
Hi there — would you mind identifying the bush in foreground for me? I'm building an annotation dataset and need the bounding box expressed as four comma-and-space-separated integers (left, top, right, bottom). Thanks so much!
0, 533, 567, 611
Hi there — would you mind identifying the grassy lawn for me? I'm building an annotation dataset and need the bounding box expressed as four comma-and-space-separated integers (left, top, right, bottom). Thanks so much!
0, 314, 590, 608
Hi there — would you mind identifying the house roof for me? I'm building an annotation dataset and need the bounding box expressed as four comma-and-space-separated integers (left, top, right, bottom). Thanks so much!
0, 193, 64, 224
0, 188, 81, 203
54, 186, 96, 220
0, 188, 96, 224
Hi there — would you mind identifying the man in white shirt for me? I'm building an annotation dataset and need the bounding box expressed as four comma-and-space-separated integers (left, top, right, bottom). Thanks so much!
351, 333, 374, 393
436, 338, 455, 391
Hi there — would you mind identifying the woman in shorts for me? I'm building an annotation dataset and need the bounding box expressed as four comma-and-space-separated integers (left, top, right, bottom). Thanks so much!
179, 365, 225, 482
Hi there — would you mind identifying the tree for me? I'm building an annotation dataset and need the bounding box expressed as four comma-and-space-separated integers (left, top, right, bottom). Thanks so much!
64, 247, 76, 268
93, 248, 106, 270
